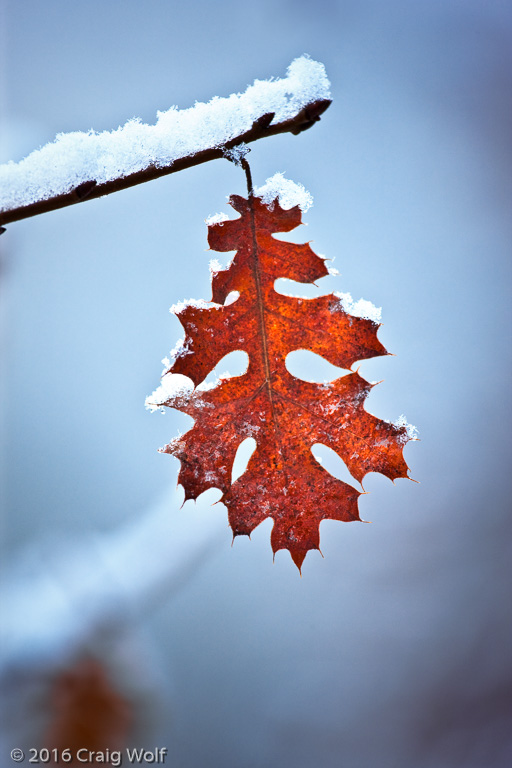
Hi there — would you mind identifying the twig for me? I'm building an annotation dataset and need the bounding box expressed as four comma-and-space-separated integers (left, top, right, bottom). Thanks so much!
0, 99, 330, 227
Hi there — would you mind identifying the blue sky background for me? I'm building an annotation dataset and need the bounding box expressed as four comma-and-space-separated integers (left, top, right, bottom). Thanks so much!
1, 2, 511, 766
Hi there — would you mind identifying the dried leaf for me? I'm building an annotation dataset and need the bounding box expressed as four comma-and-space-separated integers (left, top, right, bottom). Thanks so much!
44, 657, 132, 758
152, 192, 414, 569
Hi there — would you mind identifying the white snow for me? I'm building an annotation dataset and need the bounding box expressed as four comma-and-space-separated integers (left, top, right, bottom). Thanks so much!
394, 414, 419, 441
334, 291, 382, 322
223, 142, 250, 166
254, 172, 313, 212
209, 258, 223, 273
206, 213, 229, 227
169, 297, 213, 314
0, 56, 330, 212
161, 337, 191, 373
145, 374, 193, 413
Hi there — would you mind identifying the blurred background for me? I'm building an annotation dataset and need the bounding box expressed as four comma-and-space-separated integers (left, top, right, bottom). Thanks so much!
1, 1, 511, 766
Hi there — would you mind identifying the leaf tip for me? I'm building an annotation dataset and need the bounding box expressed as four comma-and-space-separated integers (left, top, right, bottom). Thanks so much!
290, 547, 311, 572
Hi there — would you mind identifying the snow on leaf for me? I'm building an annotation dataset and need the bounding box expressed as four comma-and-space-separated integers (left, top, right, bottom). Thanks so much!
333, 291, 382, 322
149, 183, 414, 570
145, 373, 193, 413
394, 414, 419, 442
254, 172, 313, 212
206, 214, 229, 228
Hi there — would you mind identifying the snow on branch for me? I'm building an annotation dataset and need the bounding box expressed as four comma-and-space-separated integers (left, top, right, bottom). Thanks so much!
0, 56, 331, 227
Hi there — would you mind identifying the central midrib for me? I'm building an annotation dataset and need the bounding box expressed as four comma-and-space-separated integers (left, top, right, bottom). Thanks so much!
246, 197, 288, 480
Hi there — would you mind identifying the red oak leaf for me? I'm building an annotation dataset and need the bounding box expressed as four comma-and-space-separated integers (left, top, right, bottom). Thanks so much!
149, 190, 414, 569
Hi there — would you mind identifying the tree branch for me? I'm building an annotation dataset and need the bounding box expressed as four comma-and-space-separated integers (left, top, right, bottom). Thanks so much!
0, 99, 330, 228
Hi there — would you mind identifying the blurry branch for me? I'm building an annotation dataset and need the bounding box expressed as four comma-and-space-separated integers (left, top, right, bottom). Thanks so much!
0, 99, 330, 228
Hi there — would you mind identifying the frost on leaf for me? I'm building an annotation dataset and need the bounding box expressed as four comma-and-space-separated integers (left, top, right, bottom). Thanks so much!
150, 188, 414, 570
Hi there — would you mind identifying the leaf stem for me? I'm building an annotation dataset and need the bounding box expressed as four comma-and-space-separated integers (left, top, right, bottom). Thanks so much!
240, 158, 254, 199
